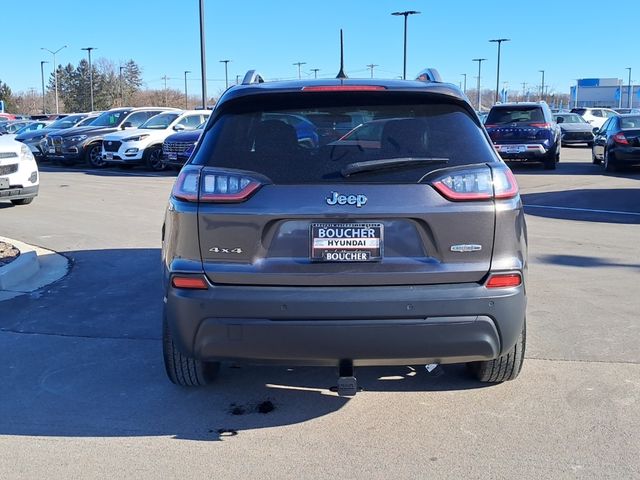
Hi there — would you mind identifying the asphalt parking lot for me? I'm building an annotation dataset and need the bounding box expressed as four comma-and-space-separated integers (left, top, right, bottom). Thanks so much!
1, 147, 639, 479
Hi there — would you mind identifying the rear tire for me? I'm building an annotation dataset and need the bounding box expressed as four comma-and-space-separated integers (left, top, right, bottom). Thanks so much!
543, 148, 557, 170
468, 319, 526, 383
163, 314, 219, 386
604, 150, 618, 172
11, 197, 34, 206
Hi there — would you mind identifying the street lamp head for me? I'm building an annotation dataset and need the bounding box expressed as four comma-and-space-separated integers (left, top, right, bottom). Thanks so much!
219, 59, 231, 64
472, 58, 487, 62
392, 10, 420, 16
489, 38, 511, 43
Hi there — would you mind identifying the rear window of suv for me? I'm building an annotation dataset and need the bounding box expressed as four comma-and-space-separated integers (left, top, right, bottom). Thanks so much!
193, 92, 498, 183
486, 106, 545, 124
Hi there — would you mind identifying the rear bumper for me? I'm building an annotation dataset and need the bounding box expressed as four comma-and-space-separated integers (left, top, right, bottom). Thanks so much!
611, 147, 640, 164
165, 281, 526, 366
494, 143, 548, 159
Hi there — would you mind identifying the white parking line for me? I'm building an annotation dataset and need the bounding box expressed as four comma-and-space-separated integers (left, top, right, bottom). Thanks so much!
525, 204, 640, 217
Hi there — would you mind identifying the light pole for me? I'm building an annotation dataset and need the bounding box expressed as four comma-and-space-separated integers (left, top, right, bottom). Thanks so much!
367, 64, 379, 78
489, 38, 510, 104
184, 71, 191, 109
293, 62, 306, 79
219, 60, 230, 89
391, 10, 420, 80
199, 0, 207, 108
461, 73, 467, 94
119, 66, 125, 106
41, 45, 67, 114
81, 47, 96, 111
310, 68, 320, 79
626, 67, 632, 108
40, 61, 48, 114
473, 58, 486, 111
539, 70, 545, 101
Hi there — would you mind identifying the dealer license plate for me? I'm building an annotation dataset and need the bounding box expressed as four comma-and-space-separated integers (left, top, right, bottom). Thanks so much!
504, 145, 526, 154
310, 222, 383, 262
0, 178, 9, 189
167, 152, 177, 160
49, 147, 56, 154
105, 152, 113, 160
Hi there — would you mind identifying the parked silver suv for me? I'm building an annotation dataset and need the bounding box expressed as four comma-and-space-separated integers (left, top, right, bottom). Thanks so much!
161, 74, 528, 392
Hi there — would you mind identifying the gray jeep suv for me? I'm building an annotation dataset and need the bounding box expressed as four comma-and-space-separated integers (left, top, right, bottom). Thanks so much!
162, 74, 527, 391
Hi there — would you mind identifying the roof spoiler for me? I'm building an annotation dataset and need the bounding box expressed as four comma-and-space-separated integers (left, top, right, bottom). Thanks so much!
415, 68, 442, 83
242, 70, 265, 85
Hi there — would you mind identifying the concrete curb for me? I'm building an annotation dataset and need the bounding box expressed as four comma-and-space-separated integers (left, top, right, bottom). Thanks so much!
0, 236, 69, 302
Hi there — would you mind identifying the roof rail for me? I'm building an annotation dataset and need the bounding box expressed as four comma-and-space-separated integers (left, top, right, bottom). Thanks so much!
415, 68, 442, 83
242, 70, 265, 85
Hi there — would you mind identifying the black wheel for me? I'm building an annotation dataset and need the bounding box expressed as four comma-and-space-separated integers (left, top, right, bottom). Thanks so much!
468, 319, 526, 383
85, 143, 106, 168
144, 146, 166, 171
604, 149, 618, 172
543, 150, 557, 170
11, 197, 34, 206
163, 314, 219, 386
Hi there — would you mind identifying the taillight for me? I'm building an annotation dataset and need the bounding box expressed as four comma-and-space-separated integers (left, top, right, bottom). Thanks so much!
431, 167, 518, 201
172, 166, 201, 201
171, 166, 263, 203
486, 273, 522, 288
200, 169, 262, 203
529, 122, 551, 128
613, 133, 629, 145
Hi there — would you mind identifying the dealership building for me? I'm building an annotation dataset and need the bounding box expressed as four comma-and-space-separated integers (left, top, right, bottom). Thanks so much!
570, 78, 640, 109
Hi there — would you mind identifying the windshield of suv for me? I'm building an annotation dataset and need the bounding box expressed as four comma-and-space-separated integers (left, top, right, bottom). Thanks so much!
194, 93, 497, 184
48, 115, 85, 130
486, 106, 545, 124
554, 114, 587, 124
140, 113, 180, 130
90, 111, 127, 127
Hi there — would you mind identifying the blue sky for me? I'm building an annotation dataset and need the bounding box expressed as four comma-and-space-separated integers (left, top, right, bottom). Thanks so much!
2, 0, 638, 98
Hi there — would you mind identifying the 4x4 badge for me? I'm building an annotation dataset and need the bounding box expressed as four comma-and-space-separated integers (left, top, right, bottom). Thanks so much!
326, 192, 367, 207
209, 247, 243, 254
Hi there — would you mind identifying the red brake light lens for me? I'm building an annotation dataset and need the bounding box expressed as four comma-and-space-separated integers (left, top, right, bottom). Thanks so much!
613, 133, 629, 145
171, 276, 208, 290
486, 273, 522, 288
431, 167, 518, 201
529, 122, 551, 128
301, 85, 387, 92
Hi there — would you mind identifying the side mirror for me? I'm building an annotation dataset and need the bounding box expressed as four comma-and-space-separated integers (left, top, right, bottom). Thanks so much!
592, 127, 600, 134
173, 124, 186, 132
121, 121, 133, 130
556, 117, 564, 124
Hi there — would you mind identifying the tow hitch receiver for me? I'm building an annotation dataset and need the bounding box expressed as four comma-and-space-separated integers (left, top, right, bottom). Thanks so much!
334, 360, 358, 396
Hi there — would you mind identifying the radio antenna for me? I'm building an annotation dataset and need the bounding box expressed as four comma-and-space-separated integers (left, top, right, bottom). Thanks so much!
336, 29, 348, 79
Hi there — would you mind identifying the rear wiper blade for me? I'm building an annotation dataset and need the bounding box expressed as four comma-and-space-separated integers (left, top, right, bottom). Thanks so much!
341, 157, 449, 177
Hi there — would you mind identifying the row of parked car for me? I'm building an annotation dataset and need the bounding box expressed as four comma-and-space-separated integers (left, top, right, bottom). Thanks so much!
2, 107, 210, 171
479, 103, 640, 171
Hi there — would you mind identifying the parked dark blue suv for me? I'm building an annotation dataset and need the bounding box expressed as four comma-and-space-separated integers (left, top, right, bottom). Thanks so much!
485, 102, 561, 170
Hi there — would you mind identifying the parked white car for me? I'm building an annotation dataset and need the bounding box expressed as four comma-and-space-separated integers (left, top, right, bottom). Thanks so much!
101, 110, 210, 171
0, 135, 39, 206
571, 107, 618, 129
